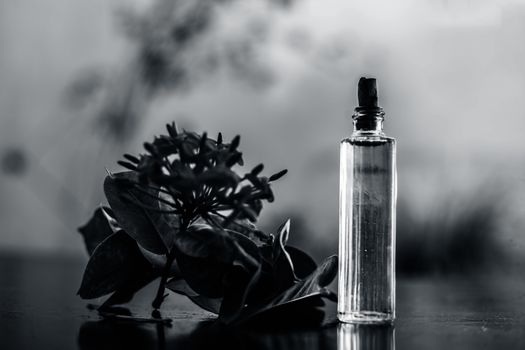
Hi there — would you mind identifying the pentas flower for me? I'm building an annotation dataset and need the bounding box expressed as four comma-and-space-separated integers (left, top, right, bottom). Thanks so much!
116, 124, 286, 230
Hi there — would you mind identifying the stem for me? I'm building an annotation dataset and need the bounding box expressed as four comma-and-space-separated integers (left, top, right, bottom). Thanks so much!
151, 220, 188, 310
151, 251, 176, 310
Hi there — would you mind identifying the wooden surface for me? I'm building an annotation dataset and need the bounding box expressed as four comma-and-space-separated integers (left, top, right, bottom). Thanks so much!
1, 253, 525, 349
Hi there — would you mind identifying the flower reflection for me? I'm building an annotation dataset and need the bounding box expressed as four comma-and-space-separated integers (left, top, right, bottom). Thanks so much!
79, 319, 338, 350
338, 323, 394, 350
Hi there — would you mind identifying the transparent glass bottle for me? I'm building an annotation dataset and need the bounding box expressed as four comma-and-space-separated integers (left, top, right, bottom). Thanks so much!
338, 78, 396, 324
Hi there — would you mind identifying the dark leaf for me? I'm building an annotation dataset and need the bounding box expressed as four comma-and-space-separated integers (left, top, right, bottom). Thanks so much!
272, 219, 292, 268
100, 268, 157, 309
176, 254, 231, 298
228, 255, 338, 325
243, 220, 302, 302
241, 294, 326, 329
102, 193, 179, 276
261, 219, 298, 297
174, 225, 236, 297
254, 244, 318, 304
218, 263, 261, 324
100, 206, 120, 233
174, 224, 236, 261
78, 231, 154, 299
199, 214, 270, 246
175, 227, 261, 299
286, 246, 317, 279
121, 190, 181, 275
167, 278, 222, 314
218, 230, 262, 323
138, 246, 180, 276
78, 207, 116, 256
230, 231, 261, 272
155, 192, 180, 248
223, 218, 271, 246
104, 171, 172, 254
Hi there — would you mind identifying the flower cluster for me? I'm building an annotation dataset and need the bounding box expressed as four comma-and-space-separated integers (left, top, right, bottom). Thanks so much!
117, 124, 286, 230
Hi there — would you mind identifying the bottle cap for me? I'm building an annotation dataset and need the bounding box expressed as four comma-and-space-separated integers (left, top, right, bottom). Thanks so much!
358, 77, 378, 108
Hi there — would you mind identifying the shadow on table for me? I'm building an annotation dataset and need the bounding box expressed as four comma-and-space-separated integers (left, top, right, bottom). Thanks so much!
78, 318, 396, 350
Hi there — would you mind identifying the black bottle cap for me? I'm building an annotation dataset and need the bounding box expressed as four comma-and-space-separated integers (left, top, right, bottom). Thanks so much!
358, 77, 378, 108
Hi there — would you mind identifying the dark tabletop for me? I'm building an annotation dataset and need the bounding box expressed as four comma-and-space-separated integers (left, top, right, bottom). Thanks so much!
1, 253, 525, 350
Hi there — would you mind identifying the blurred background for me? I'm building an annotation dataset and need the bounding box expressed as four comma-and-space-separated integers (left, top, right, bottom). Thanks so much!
1, 0, 525, 276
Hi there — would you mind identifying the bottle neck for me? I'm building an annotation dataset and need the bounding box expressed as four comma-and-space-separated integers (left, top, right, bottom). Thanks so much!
352, 107, 385, 136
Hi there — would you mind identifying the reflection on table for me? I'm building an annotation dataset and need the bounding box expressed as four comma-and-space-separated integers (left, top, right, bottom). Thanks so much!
338, 323, 394, 350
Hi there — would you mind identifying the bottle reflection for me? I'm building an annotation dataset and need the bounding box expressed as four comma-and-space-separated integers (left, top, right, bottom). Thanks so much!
338, 323, 394, 350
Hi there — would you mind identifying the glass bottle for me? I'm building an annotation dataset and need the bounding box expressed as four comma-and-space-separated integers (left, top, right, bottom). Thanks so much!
338, 77, 397, 324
